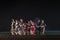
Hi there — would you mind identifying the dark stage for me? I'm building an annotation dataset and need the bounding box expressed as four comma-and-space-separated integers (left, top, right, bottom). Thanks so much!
0, 0, 60, 40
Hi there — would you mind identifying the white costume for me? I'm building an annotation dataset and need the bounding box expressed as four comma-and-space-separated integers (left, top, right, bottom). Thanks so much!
15, 21, 19, 35
11, 20, 15, 35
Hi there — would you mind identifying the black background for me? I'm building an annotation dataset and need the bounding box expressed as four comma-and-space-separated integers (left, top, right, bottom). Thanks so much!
0, 0, 60, 31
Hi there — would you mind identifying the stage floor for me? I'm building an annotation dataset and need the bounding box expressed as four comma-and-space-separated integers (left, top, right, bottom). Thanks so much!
0, 35, 60, 40
0, 31, 60, 40
0, 31, 60, 35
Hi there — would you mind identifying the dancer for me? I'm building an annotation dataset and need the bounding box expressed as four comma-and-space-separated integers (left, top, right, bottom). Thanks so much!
15, 20, 19, 35
35, 19, 41, 35
18, 21, 23, 35
23, 23, 27, 35
11, 19, 15, 35
40, 20, 46, 35
26, 21, 31, 35
30, 20, 35, 35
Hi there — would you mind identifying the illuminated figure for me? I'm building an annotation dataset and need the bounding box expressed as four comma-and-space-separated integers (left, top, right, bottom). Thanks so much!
11, 19, 15, 35
18, 22, 23, 35
27, 21, 30, 35
40, 20, 46, 35
30, 20, 35, 35
35, 19, 41, 35
23, 23, 27, 35
15, 20, 19, 35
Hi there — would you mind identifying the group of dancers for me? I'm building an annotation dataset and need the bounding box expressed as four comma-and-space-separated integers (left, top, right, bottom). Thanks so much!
10, 18, 46, 35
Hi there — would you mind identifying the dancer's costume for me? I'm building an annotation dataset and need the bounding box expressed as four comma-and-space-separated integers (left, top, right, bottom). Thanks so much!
30, 22, 35, 35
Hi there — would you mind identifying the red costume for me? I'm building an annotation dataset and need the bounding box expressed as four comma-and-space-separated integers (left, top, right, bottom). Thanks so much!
23, 23, 27, 35
30, 21, 35, 35
23, 24, 26, 32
